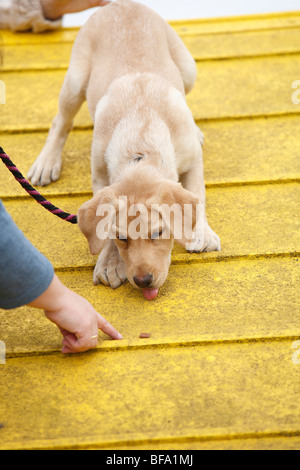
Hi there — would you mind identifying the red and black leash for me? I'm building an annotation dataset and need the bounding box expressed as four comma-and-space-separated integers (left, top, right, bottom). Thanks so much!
0, 147, 78, 224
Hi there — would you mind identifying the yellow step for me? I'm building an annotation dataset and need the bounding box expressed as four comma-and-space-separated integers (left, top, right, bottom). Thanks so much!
1, 55, 300, 133
95, 436, 300, 450
1, 116, 299, 198
2, 12, 300, 46
170, 12, 300, 35
186, 28, 300, 60
1, 257, 299, 356
1, 28, 79, 46
3, 27, 300, 71
1, 183, 299, 269
1, 339, 300, 450
189, 56, 300, 120
2, 43, 73, 71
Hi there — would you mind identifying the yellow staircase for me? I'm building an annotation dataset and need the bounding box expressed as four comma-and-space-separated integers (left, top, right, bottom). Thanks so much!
0, 11, 300, 450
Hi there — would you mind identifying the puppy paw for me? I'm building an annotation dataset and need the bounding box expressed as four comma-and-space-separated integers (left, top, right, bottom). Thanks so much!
93, 240, 127, 289
28, 152, 61, 187
186, 224, 221, 253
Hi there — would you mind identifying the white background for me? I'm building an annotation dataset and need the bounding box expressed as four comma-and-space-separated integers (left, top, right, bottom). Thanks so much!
64, 0, 300, 26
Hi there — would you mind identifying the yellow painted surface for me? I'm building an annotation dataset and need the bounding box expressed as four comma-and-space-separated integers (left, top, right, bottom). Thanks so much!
1, 258, 299, 356
1, 12, 300, 45
185, 28, 300, 60
1, 28, 79, 46
1, 340, 300, 450
170, 12, 300, 35
1, 183, 299, 269
189, 56, 300, 120
95, 436, 300, 451
3, 28, 300, 71
1, 55, 300, 132
1, 116, 299, 198
2, 44, 73, 71
0, 12, 299, 450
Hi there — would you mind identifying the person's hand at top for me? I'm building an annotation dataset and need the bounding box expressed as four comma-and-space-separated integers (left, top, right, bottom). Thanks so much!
0, 0, 112, 34
41, 0, 111, 21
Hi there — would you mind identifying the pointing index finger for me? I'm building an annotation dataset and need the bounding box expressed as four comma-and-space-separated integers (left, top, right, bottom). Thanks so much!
97, 313, 123, 340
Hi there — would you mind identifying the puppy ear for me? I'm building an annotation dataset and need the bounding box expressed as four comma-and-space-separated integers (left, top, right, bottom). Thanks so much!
78, 187, 118, 255
157, 181, 202, 248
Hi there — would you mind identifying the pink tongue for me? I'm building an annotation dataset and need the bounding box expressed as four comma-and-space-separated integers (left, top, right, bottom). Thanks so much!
142, 288, 159, 300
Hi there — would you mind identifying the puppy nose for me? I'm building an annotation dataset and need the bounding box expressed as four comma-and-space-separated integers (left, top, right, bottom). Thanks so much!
133, 274, 153, 288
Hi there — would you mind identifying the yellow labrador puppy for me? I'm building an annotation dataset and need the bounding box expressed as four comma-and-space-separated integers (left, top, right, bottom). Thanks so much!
28, 0, 220, 299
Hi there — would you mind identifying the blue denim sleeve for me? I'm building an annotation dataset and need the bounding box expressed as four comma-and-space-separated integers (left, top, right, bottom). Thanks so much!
0, 200, 54, 310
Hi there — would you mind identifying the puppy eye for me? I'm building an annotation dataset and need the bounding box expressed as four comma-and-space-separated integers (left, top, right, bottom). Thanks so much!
151, 228, 164, 240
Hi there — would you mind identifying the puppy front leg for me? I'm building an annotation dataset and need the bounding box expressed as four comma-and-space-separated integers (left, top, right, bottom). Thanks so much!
181, 128, 221, 253
93, 239, 127, 289
28, 69, 86, 186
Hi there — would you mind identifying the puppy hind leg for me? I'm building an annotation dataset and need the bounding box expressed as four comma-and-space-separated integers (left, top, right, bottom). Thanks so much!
165, 22, 197, 95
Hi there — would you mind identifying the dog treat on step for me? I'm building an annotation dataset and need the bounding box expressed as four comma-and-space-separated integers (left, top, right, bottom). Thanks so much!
139, 333, 151, 339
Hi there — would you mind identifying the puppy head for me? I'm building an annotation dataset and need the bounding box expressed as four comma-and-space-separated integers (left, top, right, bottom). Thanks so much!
78, 167, 200, 294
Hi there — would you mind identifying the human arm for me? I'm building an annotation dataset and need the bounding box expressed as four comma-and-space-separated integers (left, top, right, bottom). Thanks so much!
0, 200, 122, 353
41, 0, 110, 20
0, 0, 110, 33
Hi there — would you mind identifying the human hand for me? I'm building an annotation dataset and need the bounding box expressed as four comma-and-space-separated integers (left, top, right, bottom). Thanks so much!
29, 274, 123, 354
41, 0, 111, 21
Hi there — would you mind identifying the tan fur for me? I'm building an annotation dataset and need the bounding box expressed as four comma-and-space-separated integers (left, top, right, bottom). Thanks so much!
28, 0, 221, 292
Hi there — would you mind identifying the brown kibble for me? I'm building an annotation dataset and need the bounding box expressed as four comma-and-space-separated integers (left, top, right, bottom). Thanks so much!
139, 333, 151, 339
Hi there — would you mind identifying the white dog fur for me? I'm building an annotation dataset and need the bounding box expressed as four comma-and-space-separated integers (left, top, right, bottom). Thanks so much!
28, 0, 221, 293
